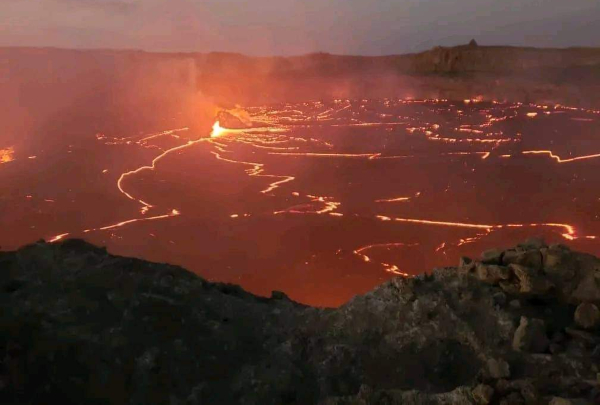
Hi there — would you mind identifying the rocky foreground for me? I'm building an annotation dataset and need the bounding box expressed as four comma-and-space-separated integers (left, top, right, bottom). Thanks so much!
1, 239, 600, 404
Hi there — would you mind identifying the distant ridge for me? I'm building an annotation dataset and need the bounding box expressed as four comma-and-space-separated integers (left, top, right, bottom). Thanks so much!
2, 43, 600, 107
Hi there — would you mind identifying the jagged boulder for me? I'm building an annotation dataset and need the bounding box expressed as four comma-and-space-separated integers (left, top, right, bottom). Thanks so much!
485, 358, 510, 379
574, 303, 600, 330
476, 263, 511, 284
543, 248, 576, 280
509, 264, 554, 295
502, 250, 543, 271
571, 273, 600, 304
216, 109, 252, 129
481, 249, 504, 265
565, 327, 600, 348
459, 256, 476, 273
471, 384, 494, 404
499, 392, 526, 404
548, 398, 590, 405
513, 317, 549, 353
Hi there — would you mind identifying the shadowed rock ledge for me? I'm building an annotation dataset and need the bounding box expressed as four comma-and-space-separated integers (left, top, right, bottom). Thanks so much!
1, 239, 599, 404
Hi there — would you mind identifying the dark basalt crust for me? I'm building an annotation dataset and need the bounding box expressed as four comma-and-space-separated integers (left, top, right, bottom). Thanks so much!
1, 238, 599, 404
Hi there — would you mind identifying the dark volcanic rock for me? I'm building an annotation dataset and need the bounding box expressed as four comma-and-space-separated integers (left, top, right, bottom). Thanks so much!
509, 264, 555, 295
476, 263, 511, 284
502, 249, 543, 270
472, 384, 493, 404
1, 239, 600, 404
481, 248, 504, 265
216, 110, 252, 129
485, 358, 510, 379
512, 317, 549, 353
574, 303, 600, 330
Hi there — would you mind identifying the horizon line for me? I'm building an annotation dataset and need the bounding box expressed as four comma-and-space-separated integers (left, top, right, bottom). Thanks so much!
1, 43, 599, 59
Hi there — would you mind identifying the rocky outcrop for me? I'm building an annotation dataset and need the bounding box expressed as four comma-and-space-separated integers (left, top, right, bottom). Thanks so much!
574, 303, 600, 330
1, 239, 600, 404
512, 317, 549, 353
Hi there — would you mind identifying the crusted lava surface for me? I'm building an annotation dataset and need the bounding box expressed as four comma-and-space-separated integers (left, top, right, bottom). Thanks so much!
1, 238, 599, 404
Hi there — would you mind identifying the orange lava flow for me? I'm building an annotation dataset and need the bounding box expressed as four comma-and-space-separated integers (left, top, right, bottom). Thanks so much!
118, 135, 206, 214
210, 149, 296, 195
375, 191, 420, 203
355, 242, 419, 255
207, 121, 302, 194
375, 196, 411, 203
353, 242, 419, 276
83, 210, 181, 233
49, 128, 196, 242
46, 101, 600, 272
274, 194, 341, 215
522, 150, 600, 163
388, 216, 494, 230
376, 215, 587, 241
0, 147, 15, 164
48, 233, 69, 243
269, 152, 380, 159
456, 232, 490, 247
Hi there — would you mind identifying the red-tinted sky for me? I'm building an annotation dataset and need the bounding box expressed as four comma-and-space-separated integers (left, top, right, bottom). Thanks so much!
1, 0, 599, 55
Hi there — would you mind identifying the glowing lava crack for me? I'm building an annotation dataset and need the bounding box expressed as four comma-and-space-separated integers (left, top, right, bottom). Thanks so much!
45, 100, 599, 279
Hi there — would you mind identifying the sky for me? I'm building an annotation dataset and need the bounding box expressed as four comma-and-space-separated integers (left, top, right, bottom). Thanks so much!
1, 0, 599, 55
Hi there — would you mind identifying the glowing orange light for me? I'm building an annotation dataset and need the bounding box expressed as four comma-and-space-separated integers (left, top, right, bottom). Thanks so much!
269, 152, 379, 159
210, 121, 227, 138
49, 233, 69, 243
117, 134, 204, 214
0, 147, 15, 164
389, 216, 494, 230
84, 210, 181, 234
354, 242, 418, 276
375, 196, 411, 203
522, 150, 600, 163
51, 101, 599, 262
376, 213, 588, 241
210, 149, 295, 194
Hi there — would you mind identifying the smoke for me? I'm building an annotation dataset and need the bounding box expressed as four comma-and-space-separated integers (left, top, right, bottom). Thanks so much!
2, 45, 599, 158
0, 49, 218, 154
194, 47, 600, 108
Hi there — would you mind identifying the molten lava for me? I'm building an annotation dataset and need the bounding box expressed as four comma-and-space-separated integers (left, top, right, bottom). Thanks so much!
0, 147, 15, 164
30, 98, 600, 307
211, 121, 227, 138
522, 150, 600, 163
